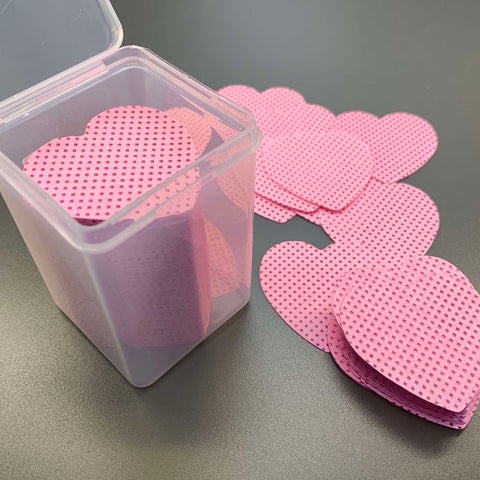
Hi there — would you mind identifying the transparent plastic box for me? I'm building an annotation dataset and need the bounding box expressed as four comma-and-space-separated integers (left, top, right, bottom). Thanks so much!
0, 0, 260, 386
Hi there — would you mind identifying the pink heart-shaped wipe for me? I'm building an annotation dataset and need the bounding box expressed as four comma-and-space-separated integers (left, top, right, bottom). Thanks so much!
336, 111, 438, 183
335, 256, 480, 413
328, 319, 480, 429
23, 106, 198, 222
260, 241, 387, 352
331, 255, 467, 322
300, 180, 439, 261
254, 105, 338, 213
219, 86, 439, 202
260, 130, 375, 211
218, 86, 345, 215
254, 194, 295, 223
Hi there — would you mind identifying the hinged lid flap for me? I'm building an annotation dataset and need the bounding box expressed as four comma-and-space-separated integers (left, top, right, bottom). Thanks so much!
0, 0, 122, 104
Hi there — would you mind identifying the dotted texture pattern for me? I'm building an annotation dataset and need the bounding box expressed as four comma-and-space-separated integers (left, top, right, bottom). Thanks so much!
220, 85, 480, 429
255, 104, 336, 139
255, 163, 318, 213
328, 320, 480, 429
218, 85, 438, 222
336, 256, 480, 413
260, 241, 388, 352
218, 85, 306, 115
300, 180, 439, 261
166, 107, 212, 156
254, 194, 295, 223
23, 106, 199, 222
259, 130, 375, 211
337, 111, 438, 183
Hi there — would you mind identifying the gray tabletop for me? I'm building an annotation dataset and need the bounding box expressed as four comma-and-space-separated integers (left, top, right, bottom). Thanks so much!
2, 1, 480, 479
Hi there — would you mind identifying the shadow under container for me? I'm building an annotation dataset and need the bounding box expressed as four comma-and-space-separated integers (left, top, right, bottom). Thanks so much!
0, 45, 260, 387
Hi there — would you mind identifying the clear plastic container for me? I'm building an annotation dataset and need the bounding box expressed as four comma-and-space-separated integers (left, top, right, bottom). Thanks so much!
0, 1, 260, 386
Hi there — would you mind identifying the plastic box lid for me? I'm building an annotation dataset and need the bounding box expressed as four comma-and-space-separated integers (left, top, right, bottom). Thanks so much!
0, 0, 122, 106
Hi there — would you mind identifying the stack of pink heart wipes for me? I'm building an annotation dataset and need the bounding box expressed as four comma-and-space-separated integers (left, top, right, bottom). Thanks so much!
329, 255, 480, 429
219, 85, 480, 429
260, 244, 480, 429
218, 85, 438, 224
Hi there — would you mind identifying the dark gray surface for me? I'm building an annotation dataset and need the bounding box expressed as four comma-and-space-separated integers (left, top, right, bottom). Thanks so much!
1, 1, 480, 478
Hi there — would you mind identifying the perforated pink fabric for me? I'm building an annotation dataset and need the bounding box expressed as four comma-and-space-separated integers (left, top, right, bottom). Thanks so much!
328, 320, 480, 429
255, 163, 318, 213
331, 267, 377, 321
260, 241, 388, 352
329, 256, 480, 429
259, 87, 306, 112
23, 106, 198, 222
218, 85, 439, 220
122, 171, 201, 223
255, 104, 336, 138
337, 111, 438, 183
336, 256, 480, 413
219, 87, 438, 186
300, 180, 439, 260
218, 85, 305, 115
221, 84, 478, 428
218, 85, 339, 218
254, 194, 295, 223
260, 130, 374, 211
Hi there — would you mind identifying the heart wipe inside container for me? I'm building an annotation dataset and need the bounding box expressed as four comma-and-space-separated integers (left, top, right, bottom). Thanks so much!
0, 1, 260, 386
